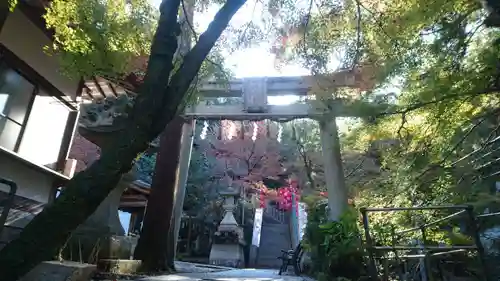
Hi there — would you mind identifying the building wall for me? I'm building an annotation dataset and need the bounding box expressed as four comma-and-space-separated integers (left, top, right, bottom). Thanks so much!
0, 9, 78, 205
0, 9, 78, 168
0, 152, 52, 203
0, 9, 79, 100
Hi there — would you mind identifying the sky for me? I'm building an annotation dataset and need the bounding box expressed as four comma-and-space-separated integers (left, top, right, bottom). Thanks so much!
151, 0, 311, 78
151, 0, 316, 106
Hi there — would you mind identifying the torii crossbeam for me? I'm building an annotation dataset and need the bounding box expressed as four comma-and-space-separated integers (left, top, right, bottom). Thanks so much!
184, 71, 370, 120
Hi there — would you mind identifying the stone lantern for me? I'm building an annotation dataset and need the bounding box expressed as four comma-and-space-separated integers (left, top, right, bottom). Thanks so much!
209, 173, 245, 267
70, 169, 138, 261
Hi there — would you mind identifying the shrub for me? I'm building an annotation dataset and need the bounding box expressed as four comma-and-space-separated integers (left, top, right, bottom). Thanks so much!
303, 202, 367, 281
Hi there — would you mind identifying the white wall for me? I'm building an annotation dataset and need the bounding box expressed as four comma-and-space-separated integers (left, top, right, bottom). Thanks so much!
0, 153, 53, 203
18, 94, 70, 168
0, 9, 79, 204
0, 9, 79, 100
0, 9, 77, 169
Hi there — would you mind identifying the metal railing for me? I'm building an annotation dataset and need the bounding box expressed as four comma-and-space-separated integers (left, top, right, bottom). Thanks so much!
0, 178, 17, 237
264, 204, 286, 224
360, 205, 491, 281
476, 211, 500, 280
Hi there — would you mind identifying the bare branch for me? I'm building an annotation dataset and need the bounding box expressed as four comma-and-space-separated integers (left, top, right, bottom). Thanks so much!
351, 0, 362, 70
301, 0, 314, 53
378, 87, 500, 117
396, 112, 408, 140
345, 157, 366, 179
292, 124, 316, 188
162, 0, 247, 131
407, 108, 500, 196
414, 113, 489, 181
180, 0, 231, 79
445, 108, 500, 167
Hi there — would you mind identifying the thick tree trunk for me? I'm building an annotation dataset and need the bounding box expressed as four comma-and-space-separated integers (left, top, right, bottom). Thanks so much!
168, 0, 195, 267
0, 0, 246, 279
134, 0, 195, 270
133, 117, 184, 272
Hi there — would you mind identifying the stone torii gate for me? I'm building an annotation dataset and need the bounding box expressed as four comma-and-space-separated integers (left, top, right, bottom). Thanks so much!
175, 70, 374, 223
74, 67, 376, 264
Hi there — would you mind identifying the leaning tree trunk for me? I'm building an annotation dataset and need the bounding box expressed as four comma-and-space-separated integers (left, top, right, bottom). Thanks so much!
133, 117, 184, 272
0, 0, 246, 279
134, 0, 195, 271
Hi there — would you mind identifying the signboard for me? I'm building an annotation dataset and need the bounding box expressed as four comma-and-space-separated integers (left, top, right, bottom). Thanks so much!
297, 202, 307, 241
243, 78, 268, 113
251, 208, 264, 246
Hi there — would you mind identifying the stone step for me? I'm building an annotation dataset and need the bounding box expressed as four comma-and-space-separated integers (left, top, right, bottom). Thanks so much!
19, 261, 96, 281
256, 221, 292, 269
261, 224, 289, 230
262, 212, 286, 224
263, 215, 284, 224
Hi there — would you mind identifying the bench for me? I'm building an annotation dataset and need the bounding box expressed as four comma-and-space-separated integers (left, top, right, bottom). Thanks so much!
277, 242, 304, 275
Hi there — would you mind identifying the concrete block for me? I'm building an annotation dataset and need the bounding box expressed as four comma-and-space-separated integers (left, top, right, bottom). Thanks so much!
97, 259, 142, 275
209, 244, 245, 268
18, 261, 96, 281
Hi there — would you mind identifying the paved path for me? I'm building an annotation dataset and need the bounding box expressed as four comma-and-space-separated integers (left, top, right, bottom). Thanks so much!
138, 268, 314, 281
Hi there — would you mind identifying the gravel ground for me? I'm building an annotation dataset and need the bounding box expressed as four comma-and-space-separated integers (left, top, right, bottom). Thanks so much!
92, 261, 316, 281
92, 261, 233, 281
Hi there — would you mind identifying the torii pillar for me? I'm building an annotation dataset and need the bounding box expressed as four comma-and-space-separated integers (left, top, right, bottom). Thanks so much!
170, 0, 196, 258
318, 117, 348, 220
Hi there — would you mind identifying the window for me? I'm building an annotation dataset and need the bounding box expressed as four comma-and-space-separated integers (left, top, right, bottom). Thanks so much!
0, 62, 36, 151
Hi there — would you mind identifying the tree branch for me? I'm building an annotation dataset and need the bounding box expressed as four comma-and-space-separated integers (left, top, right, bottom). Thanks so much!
414, 114, 489, 182
345, 157, 366, 179
409, 108, 500, 197
351, 0, 362, 70
293, 124, 316, 188
378, 87, 500, 117
179, 0, 229, 76
161, 0, 247, 131
129, 0, 182, 132
443, 108, 500, 168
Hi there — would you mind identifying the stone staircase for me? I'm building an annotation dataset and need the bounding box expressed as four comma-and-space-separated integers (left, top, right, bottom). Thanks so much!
255, 208, 292, 269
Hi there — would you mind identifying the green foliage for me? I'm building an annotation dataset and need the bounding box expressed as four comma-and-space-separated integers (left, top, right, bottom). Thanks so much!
134, 152, 157, 184
46, 0, 236, 119
183, 122, 222, 219
44, 0, 157, 79
8, 0, 17, 11
41, 0, 500, 269
276, 0, 500, 246
303, 201, 367, 281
